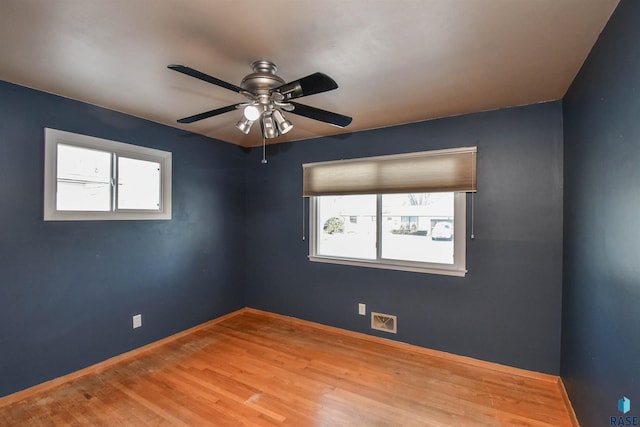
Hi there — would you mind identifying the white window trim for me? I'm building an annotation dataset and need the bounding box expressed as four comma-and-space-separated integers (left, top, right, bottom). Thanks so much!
44, 128, 172, 221
308, 193, 467, 277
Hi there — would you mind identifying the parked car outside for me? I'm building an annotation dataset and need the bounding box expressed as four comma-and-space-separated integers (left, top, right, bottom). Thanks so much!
431, 222, 453, 241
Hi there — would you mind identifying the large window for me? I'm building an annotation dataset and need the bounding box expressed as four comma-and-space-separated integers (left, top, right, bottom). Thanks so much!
304, 147, 476, 276
44, 128, 172, 220
310, 192, 466, 276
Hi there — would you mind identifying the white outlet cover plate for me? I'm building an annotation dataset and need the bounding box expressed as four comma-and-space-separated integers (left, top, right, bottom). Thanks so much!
358, 303, 366, 316
133, 314, 142, 329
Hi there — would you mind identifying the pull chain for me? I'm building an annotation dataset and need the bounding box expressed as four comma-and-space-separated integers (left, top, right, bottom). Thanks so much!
261, 134, 267, 164
471, 192, 475, 240
302, 197, 306, 241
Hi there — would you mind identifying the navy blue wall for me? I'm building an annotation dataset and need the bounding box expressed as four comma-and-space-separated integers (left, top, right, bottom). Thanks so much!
245, 102, 564, 374
0, 81, 246, 398
562, 0, 640, 425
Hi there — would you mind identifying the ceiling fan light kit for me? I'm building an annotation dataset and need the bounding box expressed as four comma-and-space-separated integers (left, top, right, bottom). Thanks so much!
168, 60, 352, 141
272, 109, 293, 134
243, 105, 261, 121
261, 112, 278, 139
235, 116, 253, 135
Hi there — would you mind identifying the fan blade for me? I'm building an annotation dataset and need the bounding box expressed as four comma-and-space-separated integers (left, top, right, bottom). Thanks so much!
177, 104, 239, 124
276, 73, 338, 101
168, 65, 244, 93
289, 102, 352, 128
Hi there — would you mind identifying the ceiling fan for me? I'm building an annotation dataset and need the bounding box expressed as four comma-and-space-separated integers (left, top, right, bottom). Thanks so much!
168, 60, 352, 139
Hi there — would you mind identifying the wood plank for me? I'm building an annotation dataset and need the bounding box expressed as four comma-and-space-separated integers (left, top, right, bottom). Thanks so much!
243, 308, 559, 383
0, 308, 245, 408
0, 308, 577, 426
559, 378, 581, 427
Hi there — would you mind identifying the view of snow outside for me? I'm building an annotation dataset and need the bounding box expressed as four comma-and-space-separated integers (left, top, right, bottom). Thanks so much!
56, 144, 111, 211
317, 192, 454, 264
56, 144, 161, 211
117, 157, 161, 210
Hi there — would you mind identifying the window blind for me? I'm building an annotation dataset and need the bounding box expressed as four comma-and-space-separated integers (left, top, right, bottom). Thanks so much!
302, 146, 477, 196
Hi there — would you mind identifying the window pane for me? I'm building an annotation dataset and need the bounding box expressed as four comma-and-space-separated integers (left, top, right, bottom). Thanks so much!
117, 157, 161, 210
381, 193, 455, 264
56, 144, 111, 211
317, 195, 377, 259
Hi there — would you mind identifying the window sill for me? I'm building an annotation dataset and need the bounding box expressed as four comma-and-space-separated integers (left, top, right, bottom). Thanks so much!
43, 210, 171, 221
308, 255, 467, 277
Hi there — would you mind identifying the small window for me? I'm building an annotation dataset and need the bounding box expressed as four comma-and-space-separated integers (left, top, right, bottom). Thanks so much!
310, 192, 466, 276
44, 128, 172, 221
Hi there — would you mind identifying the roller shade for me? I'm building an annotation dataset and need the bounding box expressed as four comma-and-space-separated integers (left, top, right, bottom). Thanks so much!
303, 146, 477, 196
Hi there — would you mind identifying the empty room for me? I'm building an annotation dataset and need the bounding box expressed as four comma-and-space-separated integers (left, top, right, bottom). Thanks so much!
0, 1, 638, 426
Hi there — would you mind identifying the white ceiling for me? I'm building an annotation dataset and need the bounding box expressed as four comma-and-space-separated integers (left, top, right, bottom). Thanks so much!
0, 0, 619, 147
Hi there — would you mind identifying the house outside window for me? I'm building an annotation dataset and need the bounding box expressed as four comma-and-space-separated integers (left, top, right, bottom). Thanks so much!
310, 192, 465, 275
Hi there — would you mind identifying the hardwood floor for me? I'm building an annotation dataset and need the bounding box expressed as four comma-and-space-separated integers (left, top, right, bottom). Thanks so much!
0, 309, 576, 426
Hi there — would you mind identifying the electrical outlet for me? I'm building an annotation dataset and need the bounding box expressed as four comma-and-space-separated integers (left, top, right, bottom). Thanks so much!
358, 303, 366, 316
132, 314, 142, 329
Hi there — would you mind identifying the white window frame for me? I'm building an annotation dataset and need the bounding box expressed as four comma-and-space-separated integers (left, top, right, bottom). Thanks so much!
44, 128, 172, 221
308, 193, 467, 277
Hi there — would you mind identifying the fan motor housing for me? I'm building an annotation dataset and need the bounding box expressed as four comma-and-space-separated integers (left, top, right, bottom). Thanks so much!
241, 60, 285, 93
